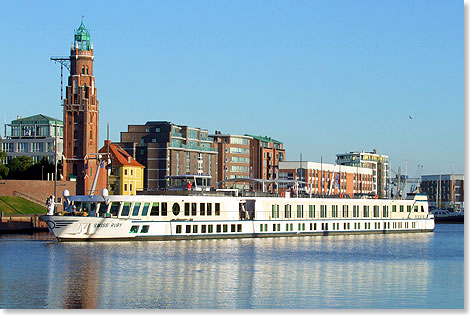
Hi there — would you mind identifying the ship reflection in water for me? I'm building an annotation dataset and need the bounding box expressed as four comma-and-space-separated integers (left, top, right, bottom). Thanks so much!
24, 226, 461, 309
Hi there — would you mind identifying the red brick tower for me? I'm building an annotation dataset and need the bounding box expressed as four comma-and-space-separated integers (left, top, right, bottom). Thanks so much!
63, 19, 102, 195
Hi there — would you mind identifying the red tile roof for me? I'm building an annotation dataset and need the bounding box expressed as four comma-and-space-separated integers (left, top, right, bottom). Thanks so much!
98, 140, 144, 168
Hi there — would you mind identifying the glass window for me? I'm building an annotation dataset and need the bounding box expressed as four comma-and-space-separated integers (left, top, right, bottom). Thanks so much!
176, 225, 182, 234
186, 225, 191, 233
110, 202, 120, 217
297, 205, 304, 218
407, 205, 412, 212
121, 203, 131, 216
129, 226, 139, 233
201, 225, 207, 233
284, 205, 292, 218
191, 203, 197, 216
208, 225, 213, 233
132, 202, 141, 216
185, 203, 190, 216
392, 205, 397, 212
207, 203, 212, 215
141, 203, 151, 216
216, 224, 221, 233
237, 224, 242, 232
309, 205, 315, 218
400, 205, 404, 212
231, 224, 236, 232
161, 202, 167, 216
172, 203, 180, 216
150, 203, 159, 216
215, 203, 220, 216
141, 225, 149, 233
200, 203, 205, 215
223, 224, 228, 232
193, 225, 198, 233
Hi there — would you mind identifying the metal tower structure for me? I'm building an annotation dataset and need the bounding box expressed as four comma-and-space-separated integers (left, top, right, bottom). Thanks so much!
50, 57, 71, 101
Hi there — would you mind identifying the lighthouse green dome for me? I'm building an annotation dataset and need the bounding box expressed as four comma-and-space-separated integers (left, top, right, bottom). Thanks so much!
74, 17, 91, 51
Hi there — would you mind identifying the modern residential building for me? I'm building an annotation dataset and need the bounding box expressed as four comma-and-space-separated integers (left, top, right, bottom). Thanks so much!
279, 161, 374, 197
119, 121, 218, 191
246, 135, 285, 188
61, 19, 105, 195
420, 174, 464, 210
210, 132, 252, 188
0, 114, 63, 164
336, 150, 389, 198
98, 141, 144, 195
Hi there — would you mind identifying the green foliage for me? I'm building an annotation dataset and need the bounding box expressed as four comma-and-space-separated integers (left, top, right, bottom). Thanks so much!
0, 196, 46, 215
5, 156, 55, 180
0, 151, 8, 179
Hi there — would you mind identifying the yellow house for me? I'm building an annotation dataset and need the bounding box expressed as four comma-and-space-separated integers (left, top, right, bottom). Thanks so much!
99, 141, 144, 195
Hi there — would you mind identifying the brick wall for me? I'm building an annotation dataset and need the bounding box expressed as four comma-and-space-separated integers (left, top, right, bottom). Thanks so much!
0, 180, 76, 206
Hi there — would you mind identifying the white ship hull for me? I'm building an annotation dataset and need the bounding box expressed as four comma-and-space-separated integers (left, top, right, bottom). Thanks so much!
41, 193, 435, 241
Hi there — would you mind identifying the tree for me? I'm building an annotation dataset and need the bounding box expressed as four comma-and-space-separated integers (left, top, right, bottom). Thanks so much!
0, 151, 8, 179
7, 156, 34, 179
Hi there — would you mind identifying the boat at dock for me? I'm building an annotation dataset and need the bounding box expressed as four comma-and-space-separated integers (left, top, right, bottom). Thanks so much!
40, 187, 435, 241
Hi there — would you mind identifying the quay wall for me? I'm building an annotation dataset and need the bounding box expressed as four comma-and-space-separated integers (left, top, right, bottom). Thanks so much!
0, 214, 47, 233
0, 180, 76, 206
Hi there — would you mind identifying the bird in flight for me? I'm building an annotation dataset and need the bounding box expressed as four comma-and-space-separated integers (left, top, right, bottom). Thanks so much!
408, 115, 413, 119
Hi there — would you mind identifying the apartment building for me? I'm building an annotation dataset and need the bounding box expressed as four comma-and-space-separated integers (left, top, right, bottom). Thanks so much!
210, 132, 252, 188
279, 161, 374, 197
1, 114, 63, 164
336, 150, 389, 198
421, 174, 464, 210
119, 121, 217, 191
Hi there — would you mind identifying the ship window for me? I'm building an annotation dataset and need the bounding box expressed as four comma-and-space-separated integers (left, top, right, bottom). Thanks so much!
201, 225, 207, 233
132, 202, 141, 216
414, 206, 419, 212
206, 203, 212, 216
150, 203, 159, 216
185, 203, 190, 216
215, 203, 221, 216
200, 203, 205, 216
176, 225, 182, 234
185, 225, 191, 233
121, 203, 131, 216
342, 205, 348, 218
161, 202, 168, 216
216, 224, 221, 233
297, 205, 304, 218
284, 205, 292, 218
373, 205, 379, 217
193, 225, 198, 233
363, 205, 369, 217
172, 203, 180, 216
141, 225, 149, 233
191, 203, 197, 216
392, 205, 397, 212
223, 224, 228, 232
400, 205, 404, 212
208, 225, 213, 233
110, 202, 120, 217
238, 224, 242, 232
231, 224, 236, 232
421, 206, 425, 212
382, 205, 389, 217
129, 225, 138, 233
141, 203, 151, 216
309, 205, 315, 218
407, 205, 412, 212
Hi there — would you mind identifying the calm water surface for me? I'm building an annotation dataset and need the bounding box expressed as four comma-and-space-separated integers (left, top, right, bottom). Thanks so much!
0, 224, 463, 309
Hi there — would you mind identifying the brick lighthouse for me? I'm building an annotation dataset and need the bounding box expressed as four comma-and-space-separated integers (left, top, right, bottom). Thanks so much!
62, 19, 105, 195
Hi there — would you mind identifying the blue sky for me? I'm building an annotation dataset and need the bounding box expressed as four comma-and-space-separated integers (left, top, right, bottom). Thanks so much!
0, 0, 463, 176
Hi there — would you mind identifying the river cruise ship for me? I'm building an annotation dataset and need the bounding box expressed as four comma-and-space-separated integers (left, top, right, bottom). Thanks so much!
41, 188, 435, 241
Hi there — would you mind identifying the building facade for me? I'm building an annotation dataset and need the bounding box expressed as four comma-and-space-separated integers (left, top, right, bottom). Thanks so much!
210, 132, 252, 188
420, 174, 464, 210
246, 135, 285, 184
120, 121, 217, 191
279, 161, 374, 197
62, 19, 104, 195
336, 150, 389, 198
98, 141, 144, 195
1, 114, 63, 164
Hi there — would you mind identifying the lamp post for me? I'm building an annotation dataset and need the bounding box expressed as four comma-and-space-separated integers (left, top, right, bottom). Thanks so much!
41, 166, 44, 181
